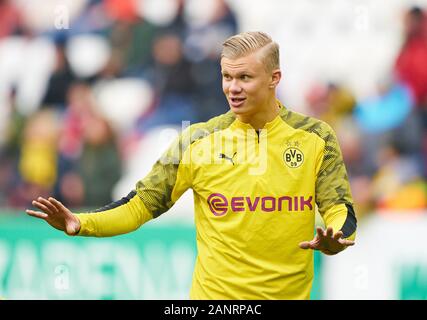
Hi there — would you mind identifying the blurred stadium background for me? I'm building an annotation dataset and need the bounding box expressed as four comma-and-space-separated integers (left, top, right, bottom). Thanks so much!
0, 0, 426, 299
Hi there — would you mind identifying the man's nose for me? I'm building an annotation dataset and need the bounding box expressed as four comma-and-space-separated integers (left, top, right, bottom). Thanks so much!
229, 80, 242, 93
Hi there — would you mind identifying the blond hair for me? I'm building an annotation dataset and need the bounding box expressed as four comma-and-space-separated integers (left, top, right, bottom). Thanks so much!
221, 31, 280, 72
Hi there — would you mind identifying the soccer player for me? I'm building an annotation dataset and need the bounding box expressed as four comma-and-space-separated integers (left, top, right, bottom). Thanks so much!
27, 32, 357, 299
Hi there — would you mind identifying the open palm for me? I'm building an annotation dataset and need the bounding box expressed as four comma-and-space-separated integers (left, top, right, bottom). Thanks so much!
26, 197, 80, 236
299, 226, 355, 255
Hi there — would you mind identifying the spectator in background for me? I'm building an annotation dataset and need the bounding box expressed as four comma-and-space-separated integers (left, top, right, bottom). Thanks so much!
54, 82, 95, 209
0, 0, 28, 38
0, 88, 25, 206
354, 78, 417, 176
59, 82, 95, 160
103, 0, 139, 23
77, 111, 122, 208
137, 31, 199, 131
395, 6, 427, 109
68, 0, 113, 36
41, 38, 77, 109
394, 6, 427, 177
9, 109, 59, 208
133, 0, 238, 130
107, 0, 186, 74
371, 141, 427, 211
305, 82, 356, 130
55, 111, 122, 210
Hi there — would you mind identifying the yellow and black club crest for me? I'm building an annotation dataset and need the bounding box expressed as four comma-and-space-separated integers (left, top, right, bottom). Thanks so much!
283, 147, 304, 168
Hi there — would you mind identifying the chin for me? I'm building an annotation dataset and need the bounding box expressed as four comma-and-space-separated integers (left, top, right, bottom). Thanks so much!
229, 104, 251, 115
230, 106, 243, 113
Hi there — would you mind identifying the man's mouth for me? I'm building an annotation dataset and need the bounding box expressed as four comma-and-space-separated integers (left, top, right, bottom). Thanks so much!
229, 97, 246, 107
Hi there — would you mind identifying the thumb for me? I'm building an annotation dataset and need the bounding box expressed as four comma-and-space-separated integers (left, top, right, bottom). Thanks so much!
65, 216, 80, 236
299, 241, 311, 249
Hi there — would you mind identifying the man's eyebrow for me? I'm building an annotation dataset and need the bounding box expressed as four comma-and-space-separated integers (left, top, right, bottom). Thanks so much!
221, 70, 253, 76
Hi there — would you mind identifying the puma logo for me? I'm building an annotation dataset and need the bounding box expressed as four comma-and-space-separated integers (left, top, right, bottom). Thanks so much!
219, 152, 237, 165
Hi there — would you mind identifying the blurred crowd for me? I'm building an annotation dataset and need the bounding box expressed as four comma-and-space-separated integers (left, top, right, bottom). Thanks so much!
0, 0, 426, 218
304, 6, 427, 218
0, 0, 237, 210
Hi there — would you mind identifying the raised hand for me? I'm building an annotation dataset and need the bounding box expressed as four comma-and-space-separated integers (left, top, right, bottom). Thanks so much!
299, 226, 355, 255
26, 197, 81, 236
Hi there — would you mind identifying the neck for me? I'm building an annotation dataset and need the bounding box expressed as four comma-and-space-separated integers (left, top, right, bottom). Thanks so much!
236, 97, 280, 130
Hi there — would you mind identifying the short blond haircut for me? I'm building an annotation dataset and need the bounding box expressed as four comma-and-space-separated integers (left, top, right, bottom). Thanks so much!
221, 31, 280, 72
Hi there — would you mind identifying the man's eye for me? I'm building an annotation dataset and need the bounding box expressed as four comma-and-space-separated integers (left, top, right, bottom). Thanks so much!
241, 75, 250, 80
223, 74, 231, 80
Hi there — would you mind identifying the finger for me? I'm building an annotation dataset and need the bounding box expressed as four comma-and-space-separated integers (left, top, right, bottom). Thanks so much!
339, 239, 355, 246
299, 241, 317, 249
316, 227, 325, 238
26, 209, 48, 219
37, 197, 58, 213
32, 200, 54, 215
48, 197, 68, 213
333, 231, 343, 240
299, 241, 311, 249
326, 227, 333, 238
299, 241, 319, 250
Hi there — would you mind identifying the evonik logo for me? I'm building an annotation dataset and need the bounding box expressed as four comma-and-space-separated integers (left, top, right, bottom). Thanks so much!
207, 193, 313, 216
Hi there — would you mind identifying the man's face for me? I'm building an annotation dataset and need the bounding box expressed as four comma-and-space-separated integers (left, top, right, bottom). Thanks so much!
221, 50, 277, 116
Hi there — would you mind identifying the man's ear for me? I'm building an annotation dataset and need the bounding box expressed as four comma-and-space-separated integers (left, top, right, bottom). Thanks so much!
269, 69, 282, 88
